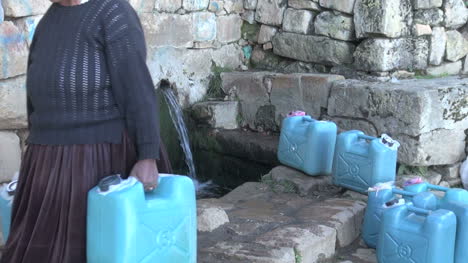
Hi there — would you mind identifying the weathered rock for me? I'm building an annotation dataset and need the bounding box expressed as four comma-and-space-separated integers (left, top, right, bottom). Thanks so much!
433, 163, 462, 178
140, 13, 193, 48
155, 0, 182, 12
241, 10, 256, 24
2, 0, 50, 17
288, 0, 321, 10
244, 0, 258, 10
223, 0, 244, 13
255, 0, 287, 26
197, 200, 230, 232
429, 27, 446, 65
262, 166, 333, 196
413, 0, 442, 9
414, 8, 444, 26
446, 30, 468, 62
263, 42, 273, 50
257, 25, 278, 44
256, 224, 337, 262
463, 55, 468, 74
183, 0, 210, 10
273, 32, 355, 65
315, 11, 355, 41
443, 0, 468, 29
0, 75, 27, 129
211, 44, 244, 68
217, 15, 242, 43
200, 241, 296, 262
193, 12, 217, 42
413, 24, 432, 36
319, 0, 355, 14
0, 131, 21, 183
427, 61, 462, 76
301, 73, 345, 117
296, 199, 366, 247
191, 101, 239, 129
354, 0, 412, 39
0, 22, 28, 79
128, 0, 155, 12
354, 38, 429, 71
352, 248, 377, 263
439, 181, 451, 187
328, 77, 468, 165
13, 15, 42, 47
282, 8, 314, 34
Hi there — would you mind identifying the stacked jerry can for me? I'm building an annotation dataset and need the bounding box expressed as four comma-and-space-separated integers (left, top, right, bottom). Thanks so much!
332, 131, 400, 193
0, 179, 18, 241
87, 174, 197, 263
277, 115, 337, 176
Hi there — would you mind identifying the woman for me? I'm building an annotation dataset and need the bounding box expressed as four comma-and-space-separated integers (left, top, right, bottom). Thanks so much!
1, 0, 172, 262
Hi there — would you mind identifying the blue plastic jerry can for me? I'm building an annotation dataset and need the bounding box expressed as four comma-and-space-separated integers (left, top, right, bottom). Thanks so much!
0, 180, 17, 241
404, 183, 468, 263
87, 174, 197, 263
377, 204, 457, 263
277, 115, 337, 176
332, 131, 400, 193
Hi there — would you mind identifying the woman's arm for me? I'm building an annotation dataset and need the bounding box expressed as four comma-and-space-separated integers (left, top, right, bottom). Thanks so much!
103, 2, 160, 190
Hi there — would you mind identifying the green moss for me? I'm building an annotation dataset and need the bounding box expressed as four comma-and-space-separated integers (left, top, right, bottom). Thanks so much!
206, 64, 232, 99
241, 22, 260, 43
414, 73, 450, 79
294, 247, 303, 263
261, 174, 297, 194
397, 164, 428, 177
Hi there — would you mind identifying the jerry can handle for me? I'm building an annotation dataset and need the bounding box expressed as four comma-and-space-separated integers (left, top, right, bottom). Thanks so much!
407, 206, 431, 216
427, 184, 449, 192
357, 134, 377, 141
392, 188, 417, 197
302, 116, 314, 122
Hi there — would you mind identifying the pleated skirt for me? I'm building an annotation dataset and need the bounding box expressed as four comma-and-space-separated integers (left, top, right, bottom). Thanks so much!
1, 133, 172, 263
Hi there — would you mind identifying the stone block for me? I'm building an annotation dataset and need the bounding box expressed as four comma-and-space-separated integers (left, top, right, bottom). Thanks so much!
354, 0, 412, 39
221, 72, 271, 130
301, 73, 345, 117
427, 61, 462, 75
263, 42, 272, 50
413, 0, 442, 9
262, 166, 332, 196
296, 199, 366, 247
216, 15, 242, 43
2, 0, 50, 17
319, 0, 355, 14
140, 13, 193, 48
255, 0, 287, 26
193, 12, 217, 42
288, 0, 321, 10
256, 224, 337, 262
0, 75, 27, 129
197, 200, 230, 232
315, 11, 355, 41
433, 163, 461, 179
257, 25, 278, 44
13, 15, 42, 47
354, 38, 429, 72
183, 0, 210, 11
413, 24, 432, 36
241, 10, 255, 24
328, 77, 468, 165
443, 0, 468, 29
0, 22, 28, 79
191, 101, 239, 129
223, 0, 244, 13
208, 0, 225, 13
429, 27, 446, 65
244, 0, 258, 10
446, 30, 468, 62
155, 0, 182, 12
200, 241, 296, 262
272, 32, 355, 65
0, 131, 21, 183
414, 8, 444, 26
269, 74, 304, 124
282, 9, 314, 34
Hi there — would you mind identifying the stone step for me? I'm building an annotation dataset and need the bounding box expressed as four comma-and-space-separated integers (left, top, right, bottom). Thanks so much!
197, 166, 368, 263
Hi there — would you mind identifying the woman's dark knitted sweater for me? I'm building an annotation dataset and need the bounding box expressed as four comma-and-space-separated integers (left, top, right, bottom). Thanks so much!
26, 0, 160, 160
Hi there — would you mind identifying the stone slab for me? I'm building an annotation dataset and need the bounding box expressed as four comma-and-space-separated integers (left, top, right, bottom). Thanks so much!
191, 101, 239, 129
427, 61, 462, 76
0, 75, 27, 129
255, 0, 287, 26
315, 11, 355, 41
217, 15, 242, 43
197, 200, 230, 232
282, 8, 314, 34
0, 131, 21, 183
140, 13, 193, 48
0, 22, 28, 79
429, 27, 446, 65
328, 77, 468, 165
319, 0, 355, 14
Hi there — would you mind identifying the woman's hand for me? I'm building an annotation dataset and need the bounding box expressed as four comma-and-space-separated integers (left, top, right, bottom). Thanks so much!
130, 159, 159, 192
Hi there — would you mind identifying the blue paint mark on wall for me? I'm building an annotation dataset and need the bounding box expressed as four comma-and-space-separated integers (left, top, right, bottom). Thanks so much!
0, 32, 26, 77
0, 0, 4, 23
193, 13, 216, 42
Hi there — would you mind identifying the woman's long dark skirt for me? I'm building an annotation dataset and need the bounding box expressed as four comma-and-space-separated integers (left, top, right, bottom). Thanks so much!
1, 134, 172, 263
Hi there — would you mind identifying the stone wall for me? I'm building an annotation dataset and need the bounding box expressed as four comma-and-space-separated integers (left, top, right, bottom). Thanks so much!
246, 0, 468, 78
0, 0, 247, 182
